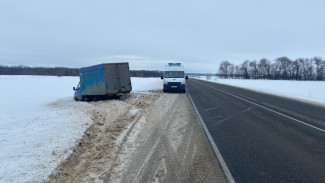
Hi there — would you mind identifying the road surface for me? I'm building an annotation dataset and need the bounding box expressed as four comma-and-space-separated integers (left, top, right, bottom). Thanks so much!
187, 78, 325, 183
120, 93, 227, 183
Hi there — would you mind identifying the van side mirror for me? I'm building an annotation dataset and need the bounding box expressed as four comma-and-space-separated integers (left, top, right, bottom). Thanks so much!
161, 76, 164, 79
185, 76, 188, 79
73, 87, 76, 91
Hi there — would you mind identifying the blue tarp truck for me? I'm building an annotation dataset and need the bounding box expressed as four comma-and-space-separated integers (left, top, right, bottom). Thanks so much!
73, 63, 132, 101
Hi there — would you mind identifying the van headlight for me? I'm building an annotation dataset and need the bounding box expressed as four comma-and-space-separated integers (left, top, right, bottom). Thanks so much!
181, 80, 185, 84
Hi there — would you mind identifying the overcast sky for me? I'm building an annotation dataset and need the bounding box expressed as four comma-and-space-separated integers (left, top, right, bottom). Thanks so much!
1, 0, 324, 72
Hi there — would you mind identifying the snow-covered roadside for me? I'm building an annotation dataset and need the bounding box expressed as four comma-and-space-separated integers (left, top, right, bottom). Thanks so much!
0, 76, 92, 182
195, 76, 325, 105
0, 76, 162, 182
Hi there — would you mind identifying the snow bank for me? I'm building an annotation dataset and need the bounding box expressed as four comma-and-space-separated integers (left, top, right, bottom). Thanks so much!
196, 76, 325, 105
0, 75, 162, 182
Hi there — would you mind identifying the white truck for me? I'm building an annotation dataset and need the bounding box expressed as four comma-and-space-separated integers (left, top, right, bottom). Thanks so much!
161, 63, 188, 93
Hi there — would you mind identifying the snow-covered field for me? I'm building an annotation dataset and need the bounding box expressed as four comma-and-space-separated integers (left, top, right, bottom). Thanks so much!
0, 75, 162, 182
131, 77, 163, 92
196, 76, 325, 105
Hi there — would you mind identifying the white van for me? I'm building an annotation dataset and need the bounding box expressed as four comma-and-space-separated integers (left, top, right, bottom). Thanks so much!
161, 63, 188, 93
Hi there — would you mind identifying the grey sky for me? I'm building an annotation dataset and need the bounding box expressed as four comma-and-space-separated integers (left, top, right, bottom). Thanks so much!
1, 0, 324, 72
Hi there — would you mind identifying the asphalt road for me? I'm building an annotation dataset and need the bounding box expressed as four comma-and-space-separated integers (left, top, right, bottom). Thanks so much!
187, 78, 325, 183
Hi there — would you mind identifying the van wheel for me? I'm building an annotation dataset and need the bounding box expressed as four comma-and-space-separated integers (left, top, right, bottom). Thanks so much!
83, 97, 89, 102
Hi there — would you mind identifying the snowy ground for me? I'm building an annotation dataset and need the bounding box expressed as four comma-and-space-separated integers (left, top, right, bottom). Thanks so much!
196, 76, 325, 105
0, 75, 162, 183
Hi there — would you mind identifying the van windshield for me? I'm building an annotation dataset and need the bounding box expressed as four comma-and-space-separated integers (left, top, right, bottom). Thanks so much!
165, 71, 185, 78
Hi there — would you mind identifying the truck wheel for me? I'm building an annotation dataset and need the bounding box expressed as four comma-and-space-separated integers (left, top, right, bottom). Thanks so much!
93, 97, 98, 102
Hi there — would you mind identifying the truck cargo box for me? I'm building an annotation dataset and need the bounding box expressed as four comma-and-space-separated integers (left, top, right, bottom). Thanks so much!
73, 62, 132, 101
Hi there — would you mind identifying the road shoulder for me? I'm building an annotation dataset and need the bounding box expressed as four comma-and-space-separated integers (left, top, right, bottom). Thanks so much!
47, 92, 227, 183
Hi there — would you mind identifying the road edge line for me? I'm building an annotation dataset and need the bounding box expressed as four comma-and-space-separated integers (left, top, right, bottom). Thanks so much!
187, 92, 236, 183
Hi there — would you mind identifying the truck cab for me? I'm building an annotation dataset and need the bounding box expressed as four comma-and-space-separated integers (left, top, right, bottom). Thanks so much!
73, 82, 82, 101
161, 63, 188, 93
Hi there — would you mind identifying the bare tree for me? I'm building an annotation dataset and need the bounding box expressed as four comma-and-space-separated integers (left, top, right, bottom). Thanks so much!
313, 57, 324, 80
292, 59, 302, 80
234, 65, 241, 79
258, 58, 271, 79
218, 61, 232, 78
240, 60, 250, 79
287, 61, 295, 80
274, 56, 292, 80
270, 62, 279, 80
299, 58, 314, 80
249, 60, 258, 79
229, 64, 235, 79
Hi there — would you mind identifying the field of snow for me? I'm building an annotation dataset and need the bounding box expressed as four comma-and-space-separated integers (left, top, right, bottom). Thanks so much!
0, 75, 162, 182
196, 76, 325, 105
131, 77, 163, 92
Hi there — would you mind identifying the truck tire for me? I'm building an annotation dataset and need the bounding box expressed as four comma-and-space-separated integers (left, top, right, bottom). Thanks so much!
83, 97, 90, 102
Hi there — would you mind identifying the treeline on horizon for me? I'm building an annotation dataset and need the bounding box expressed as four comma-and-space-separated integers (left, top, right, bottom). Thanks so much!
218, 56, 325, 80
0, 65, 163, 77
